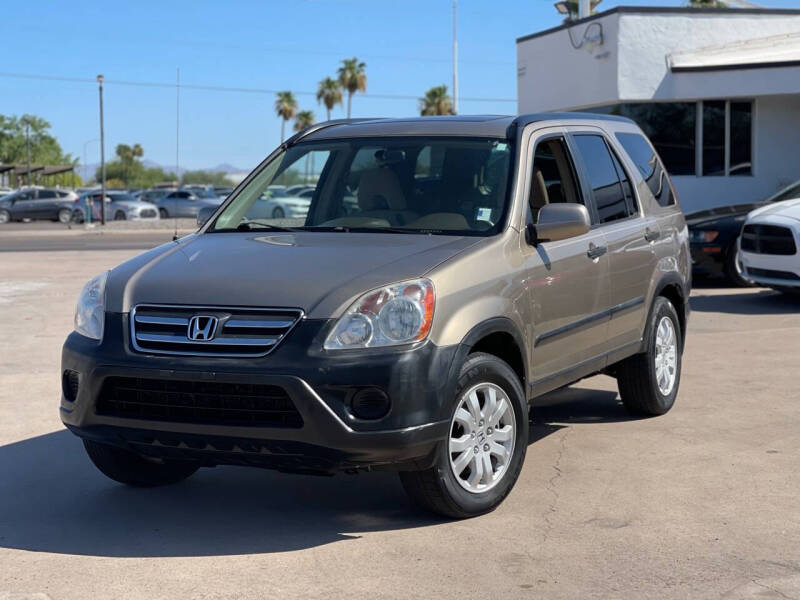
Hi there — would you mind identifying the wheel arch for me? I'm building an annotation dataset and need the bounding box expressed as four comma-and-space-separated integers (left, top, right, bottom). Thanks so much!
652, 273, 688, 351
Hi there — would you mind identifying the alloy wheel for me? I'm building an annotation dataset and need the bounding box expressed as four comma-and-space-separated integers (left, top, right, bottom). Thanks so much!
448, 382, 516, 494
654, 316, 678, 396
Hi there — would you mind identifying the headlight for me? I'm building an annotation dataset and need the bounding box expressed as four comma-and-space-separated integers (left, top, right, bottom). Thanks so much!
74, 272, 108, 340
324, 279, 435, 350
689, 230, 719, 243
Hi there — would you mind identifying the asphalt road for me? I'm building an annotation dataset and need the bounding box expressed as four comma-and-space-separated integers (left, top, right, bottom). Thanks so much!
0, 230, 186, 252
1, 249, 798, 599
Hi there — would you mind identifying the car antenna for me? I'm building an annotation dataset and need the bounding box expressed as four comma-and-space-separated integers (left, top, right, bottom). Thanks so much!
173, 67, 180, 242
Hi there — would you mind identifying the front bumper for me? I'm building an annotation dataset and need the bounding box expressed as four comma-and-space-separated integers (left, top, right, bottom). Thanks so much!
690, 242, 727, 277
60, 314, 457, 473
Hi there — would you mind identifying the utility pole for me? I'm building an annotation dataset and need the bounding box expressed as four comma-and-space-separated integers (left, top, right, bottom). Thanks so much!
23, 117, 31, 186
578, 0, 590, 19
452, 0, 459, 115
97, 74, 106, 226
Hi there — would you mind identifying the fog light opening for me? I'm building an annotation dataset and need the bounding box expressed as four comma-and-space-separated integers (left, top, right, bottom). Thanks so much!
350, 388, 391, 420
62, 370, 80, 402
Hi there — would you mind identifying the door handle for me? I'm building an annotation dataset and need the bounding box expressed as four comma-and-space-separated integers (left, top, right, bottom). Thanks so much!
644, 228, 660, 242
587, 244, 607, 260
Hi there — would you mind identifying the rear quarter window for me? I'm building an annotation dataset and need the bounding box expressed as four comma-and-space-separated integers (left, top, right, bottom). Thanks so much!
616, 132, 675, 207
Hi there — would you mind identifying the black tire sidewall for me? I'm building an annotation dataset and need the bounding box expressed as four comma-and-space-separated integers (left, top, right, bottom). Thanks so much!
159, 208, 168, 219
643, 297, 682, 414
272, 207, 285, 218
432, 353, 528, 516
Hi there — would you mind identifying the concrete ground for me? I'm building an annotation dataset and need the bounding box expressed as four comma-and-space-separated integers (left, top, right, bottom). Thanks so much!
0, 247, 798, 600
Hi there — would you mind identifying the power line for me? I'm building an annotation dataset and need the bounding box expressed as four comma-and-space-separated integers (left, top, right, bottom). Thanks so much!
0, 71, 516, 103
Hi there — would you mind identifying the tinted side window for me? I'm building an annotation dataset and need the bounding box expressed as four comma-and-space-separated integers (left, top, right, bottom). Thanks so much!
608, 147, 637, 216
616, 132, 675, 207
38, 190, 57, 199
573, 135, 630, 224
527, 136, 583, 225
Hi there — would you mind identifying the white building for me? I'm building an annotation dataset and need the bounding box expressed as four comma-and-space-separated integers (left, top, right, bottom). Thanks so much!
517, 6, 800, 213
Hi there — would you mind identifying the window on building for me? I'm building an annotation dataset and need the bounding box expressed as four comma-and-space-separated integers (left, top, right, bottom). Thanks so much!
703, 100, 726, 176
616, 132, 675, 207
580, 100, 753, 177
573, 134, 635, 224
730, 102, 752, 176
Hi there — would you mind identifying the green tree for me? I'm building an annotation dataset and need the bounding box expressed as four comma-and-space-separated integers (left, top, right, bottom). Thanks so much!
419, 85, 454, 116
688, 0, 727, 7
337, 58, 367, 119
294, 110, 316, 133
95, 143, 176, 188
316, 77, 343, 121
558, 0, 603, 21
0, 114, 77, 184
181, 170, 234, 186
274, 91, 298, 143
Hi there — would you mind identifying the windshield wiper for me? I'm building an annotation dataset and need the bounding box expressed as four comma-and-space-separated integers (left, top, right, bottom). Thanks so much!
210, 221, 298, 233
298, 225, 430, 234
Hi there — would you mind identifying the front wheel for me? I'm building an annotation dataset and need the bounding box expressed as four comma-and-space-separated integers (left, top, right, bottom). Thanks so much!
57, 208, 72, 224
83, 439, 198, 487
158, 207, 169, 219
272, 206, 286, 219
114, 210, 126, 221
616, 296, 682, 416
399, 352, 528, 519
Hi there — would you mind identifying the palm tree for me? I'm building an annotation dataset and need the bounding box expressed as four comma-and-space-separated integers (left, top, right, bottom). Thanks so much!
419, 86, 454, 116
337, 58, 367, 119
274, 91, 298, 143
316, 77, 343, 121
294, 110, 315, 132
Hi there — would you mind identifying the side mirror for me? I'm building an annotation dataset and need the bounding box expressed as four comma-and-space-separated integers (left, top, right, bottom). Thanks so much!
526, 203, 591, 245
197, 205, 216, 227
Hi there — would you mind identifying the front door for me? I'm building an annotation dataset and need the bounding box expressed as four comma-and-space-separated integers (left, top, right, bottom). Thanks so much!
519, 131, 611, 391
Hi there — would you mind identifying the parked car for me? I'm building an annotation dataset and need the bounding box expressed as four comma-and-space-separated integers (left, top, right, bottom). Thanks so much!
262, 188, 314, 218
181, 185, 220, 201
213, 186, 234, 198
72, 191, 159, 222
739, 199, 800, 295
61, 114, 690, 518
137, 188, 175, 204
154, 190, 221, 218
0, 186, 14, 197
0, 187, 78, 224
686, 179, 800, 286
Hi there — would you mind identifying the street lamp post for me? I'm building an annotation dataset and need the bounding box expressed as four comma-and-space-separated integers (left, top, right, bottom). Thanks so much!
97, 74, 106, 226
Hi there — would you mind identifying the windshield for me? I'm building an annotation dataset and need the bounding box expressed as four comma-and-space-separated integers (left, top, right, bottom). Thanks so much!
209, 137, 512, 235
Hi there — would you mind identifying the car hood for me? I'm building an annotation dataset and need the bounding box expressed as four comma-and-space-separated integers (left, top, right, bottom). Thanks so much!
106, 231, 481, 318
746, 198, 800, 222
685, 203, 761, 226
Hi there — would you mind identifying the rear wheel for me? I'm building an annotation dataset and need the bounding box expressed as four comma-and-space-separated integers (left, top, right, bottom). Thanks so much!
272, 206, 285, 219
616, 297, 682, 416
158, 207, 169, 219
0, 209, 10, 224
399, 352, 528, 518
83, 439, 198, 487
114, 210, 126, 221
57, 208, 72, 224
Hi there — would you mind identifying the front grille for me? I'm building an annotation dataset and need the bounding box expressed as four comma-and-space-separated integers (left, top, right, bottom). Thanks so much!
96, 376, 303, 428
140, 208, 157, 219
746, 267, 800, 281
741, 224, 797, 255
130, 304, 303, 357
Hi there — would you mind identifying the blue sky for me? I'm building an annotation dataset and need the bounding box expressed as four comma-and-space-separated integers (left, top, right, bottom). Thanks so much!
3, 0, 798, 172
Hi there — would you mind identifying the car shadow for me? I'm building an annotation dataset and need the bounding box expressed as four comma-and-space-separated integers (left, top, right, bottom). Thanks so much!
690, 288, 799, 315
0, 386, 634, 558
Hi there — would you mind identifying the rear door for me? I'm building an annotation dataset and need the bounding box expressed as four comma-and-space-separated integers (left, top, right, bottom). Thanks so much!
569, 129, 658, 353
519, 128, 611, 390
11, 190, 38, 219
35, 189, 58, 219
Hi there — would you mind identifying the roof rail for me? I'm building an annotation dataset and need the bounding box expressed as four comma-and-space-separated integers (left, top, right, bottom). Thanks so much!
285, 118, 385, 146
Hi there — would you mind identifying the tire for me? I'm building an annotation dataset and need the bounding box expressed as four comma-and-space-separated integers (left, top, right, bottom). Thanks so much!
616, 297, 682, 416
57, 208, 72, 224
399, 352, 528, 519
159, 207, 169, 219
271, 206, 285, 219
72, 211, 84, 224
0, 209, 10, 224
83, 439, 198, 487
724, 242, 751, 287
114, 210, 126, 221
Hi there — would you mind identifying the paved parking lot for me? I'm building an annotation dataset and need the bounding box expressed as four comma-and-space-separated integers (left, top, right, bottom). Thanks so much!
1, 248, 798, 599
